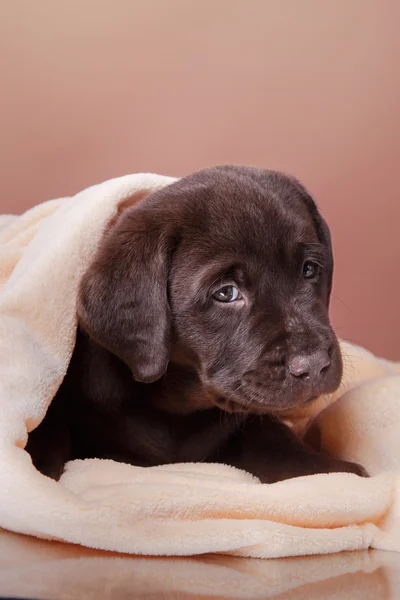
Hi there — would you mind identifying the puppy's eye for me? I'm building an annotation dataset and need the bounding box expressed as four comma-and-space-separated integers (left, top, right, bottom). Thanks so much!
303, 261, 321, 280
212, 285, 240, 303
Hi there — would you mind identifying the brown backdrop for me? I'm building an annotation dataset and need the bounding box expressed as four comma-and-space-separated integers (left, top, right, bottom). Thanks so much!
1, 0, 399, 358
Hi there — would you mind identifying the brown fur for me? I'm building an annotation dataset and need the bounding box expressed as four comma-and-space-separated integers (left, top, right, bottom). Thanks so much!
27, 166, 367, 481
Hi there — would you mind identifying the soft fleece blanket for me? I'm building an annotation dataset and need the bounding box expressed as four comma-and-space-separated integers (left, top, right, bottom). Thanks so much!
1, 173, 400, 558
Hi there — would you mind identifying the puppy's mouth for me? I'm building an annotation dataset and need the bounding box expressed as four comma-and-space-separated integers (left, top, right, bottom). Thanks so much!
213, 393, 320, 415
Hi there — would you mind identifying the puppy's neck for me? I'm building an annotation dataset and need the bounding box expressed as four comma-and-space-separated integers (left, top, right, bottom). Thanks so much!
149, 360, 217, 414
168, 341, 200, 370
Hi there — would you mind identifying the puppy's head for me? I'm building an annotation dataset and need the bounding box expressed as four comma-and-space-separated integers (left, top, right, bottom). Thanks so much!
78, 166, 342, 415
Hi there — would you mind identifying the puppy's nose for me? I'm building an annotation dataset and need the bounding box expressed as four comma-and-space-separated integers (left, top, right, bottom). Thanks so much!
288, 350, 331, 381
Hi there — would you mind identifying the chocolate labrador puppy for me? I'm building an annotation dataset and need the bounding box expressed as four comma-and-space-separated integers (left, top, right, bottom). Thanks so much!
27, 166, 367, 481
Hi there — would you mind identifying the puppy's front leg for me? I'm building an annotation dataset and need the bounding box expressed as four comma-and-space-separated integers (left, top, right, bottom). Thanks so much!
236, 416, 368, 483
26, 392, 71, 480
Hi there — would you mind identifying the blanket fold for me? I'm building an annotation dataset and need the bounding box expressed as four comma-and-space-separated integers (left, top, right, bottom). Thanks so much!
1, 173, 399, 557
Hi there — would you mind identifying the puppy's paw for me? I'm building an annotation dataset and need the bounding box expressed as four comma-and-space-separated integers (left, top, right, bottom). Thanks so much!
328, 458, 369, 478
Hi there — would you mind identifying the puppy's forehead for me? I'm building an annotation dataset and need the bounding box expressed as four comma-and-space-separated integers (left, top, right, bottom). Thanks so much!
176, 168, 318, 252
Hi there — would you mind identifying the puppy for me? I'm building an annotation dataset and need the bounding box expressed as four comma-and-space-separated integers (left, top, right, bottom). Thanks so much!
27, 166, 367, 481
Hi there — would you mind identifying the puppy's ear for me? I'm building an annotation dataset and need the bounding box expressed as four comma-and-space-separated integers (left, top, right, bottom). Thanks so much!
294, 184, 334, 304
77, 206, 172, 383
309, 208, 333, 302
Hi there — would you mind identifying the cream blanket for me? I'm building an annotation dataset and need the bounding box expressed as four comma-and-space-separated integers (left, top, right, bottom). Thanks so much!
1, 173, 400, 558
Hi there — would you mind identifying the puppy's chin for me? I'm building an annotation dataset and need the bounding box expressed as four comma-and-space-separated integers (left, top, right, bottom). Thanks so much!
212, 393, 320, 416
213, 397, 250, 414
279, 395, 333, 422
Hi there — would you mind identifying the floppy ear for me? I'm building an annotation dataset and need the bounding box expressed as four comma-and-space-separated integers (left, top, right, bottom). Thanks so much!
305, 202, 334, 303
77, 206, 172, 383
291, 181, 334, 304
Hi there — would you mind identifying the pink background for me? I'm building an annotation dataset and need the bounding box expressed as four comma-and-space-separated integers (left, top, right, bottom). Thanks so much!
1, 0, 399, 358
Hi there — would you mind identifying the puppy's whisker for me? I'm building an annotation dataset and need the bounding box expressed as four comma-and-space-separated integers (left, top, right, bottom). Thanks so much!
227, 381, 245, 404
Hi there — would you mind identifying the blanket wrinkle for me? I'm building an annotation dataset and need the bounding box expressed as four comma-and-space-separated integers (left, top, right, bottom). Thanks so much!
1, 172, 400, 557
